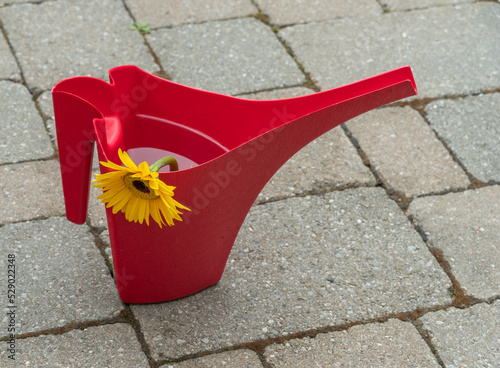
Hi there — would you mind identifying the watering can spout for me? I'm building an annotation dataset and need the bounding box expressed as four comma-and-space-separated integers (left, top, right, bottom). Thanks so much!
53, 65, 417, 303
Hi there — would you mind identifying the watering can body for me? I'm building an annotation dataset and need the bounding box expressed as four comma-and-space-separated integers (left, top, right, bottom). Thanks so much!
53, 65, 416, 303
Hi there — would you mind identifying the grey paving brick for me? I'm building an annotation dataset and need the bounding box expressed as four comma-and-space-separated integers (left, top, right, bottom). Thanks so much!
89, 171, 109, 227
0, 33, 20, 80
166, 349, 263, 368
0, 217, 123, 336
0, 160, 65, 224
255, 0, 381, 25
346, 107, 469, 197
0, 81, 53, 163
240, 87, 376, 202
147, 18, 305, 95
125, 0, 257, 29
0, 324, 149, 367
0, 0, 157, 91
258, 128, 376, 202
382, 0, 473, 11
132, 187, 451, 359
420, 301, 500, 367
280, 3, 500, 99
409, 186, 500, 299
426, 93, 500, 183
265, 319, 440, 367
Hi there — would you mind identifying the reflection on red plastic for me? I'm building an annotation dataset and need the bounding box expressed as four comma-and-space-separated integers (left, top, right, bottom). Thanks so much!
53, 65, 417, 303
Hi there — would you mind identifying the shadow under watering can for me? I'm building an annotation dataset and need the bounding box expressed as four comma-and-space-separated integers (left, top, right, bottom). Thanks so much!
53, 65, 417, 303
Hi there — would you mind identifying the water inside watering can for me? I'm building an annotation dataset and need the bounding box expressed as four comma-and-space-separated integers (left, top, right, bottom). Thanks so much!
127, 147, 198, 172
128, 114, 230, 171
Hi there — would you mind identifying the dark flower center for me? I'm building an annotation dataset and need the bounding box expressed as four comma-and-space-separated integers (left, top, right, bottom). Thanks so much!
133, 180, 150, 193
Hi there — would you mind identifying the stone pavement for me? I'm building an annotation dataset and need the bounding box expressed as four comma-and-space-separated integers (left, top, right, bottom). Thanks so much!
0, 0, 498, 367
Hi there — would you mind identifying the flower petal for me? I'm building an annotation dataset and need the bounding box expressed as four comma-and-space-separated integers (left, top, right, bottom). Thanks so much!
118, 149, 139, 171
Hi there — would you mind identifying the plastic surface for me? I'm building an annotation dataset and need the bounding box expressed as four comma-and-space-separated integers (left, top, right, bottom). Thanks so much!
53, 65, 417, 303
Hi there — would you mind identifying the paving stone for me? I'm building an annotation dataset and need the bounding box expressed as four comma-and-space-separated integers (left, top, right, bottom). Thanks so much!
259, 128, 376, 202
420, 301, 500, 367
0, 160, 65, 224
409, 186, 500, 299
147, 18, 305, 95
0, 32, 20, 80
240, 87, 376, 202
89, 171, 109, 227
265, 319, 440, 367
125, 0, 257, 29
0, 324, 150, 367
132, 187, 451, 359
0, 0, 157, 91
0, 217, 123, 336
346, 106, 469, 197
381, 0, 474, 11
0, 81, 53, 163
426, 93, 500, 183
280, 3, 500, 99
166, 349, 263, 368
255, 0, 381, 26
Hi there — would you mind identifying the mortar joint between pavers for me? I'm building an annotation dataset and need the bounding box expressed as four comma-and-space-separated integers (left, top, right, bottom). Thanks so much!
122, 306, 160, 368
250, 9, 271, 26
157, 305, 466, 365
87, 223, 115, 276
249, 5, 321, 93
254, 182, 375, 207
342, 121, 415, 212
0, 312, 130, 342
233, 84, 315, 98
0, 155, 59, 170
0, 77, 22, 84
340, 123, 386, 187
0, 20, 33, 94
411, 319, 447, 368
0, 213, 64, 227
276, 33, 321, 92
375, 0, 390, 13
416, 107, 482, 189
423, 242, 479, 307
412, 184, 500, 204
378, 1, 476, 15
86, 223, 159, 368
0, 153, 59, 167
0, 19, 57, 157
406, 213, 469, 304
33, 94, 59, 153
119, 0, 168, 79
388, 87, 500, 111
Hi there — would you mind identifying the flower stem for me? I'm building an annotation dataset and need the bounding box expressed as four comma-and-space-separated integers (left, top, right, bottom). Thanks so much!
150, 156, 179, 172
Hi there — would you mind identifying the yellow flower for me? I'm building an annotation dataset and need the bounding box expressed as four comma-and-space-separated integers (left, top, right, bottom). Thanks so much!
93, 149, 190, 228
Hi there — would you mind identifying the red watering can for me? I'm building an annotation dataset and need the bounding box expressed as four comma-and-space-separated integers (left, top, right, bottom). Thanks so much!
53, 65, 416, 303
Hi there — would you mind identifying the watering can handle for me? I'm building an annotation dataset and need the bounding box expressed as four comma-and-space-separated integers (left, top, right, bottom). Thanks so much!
53, 76, 116, 224
53, 92, 102, 224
